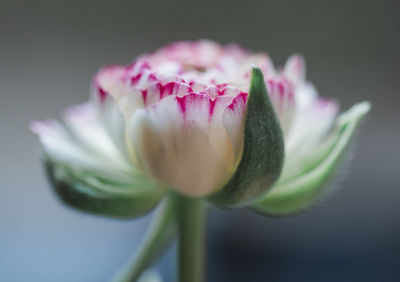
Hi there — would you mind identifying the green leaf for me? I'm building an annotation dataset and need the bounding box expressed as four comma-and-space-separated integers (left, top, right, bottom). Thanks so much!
114, 192, 179, 282
45, 158, 166, 218
210, 67, 285, 207
252, 102, 371, 216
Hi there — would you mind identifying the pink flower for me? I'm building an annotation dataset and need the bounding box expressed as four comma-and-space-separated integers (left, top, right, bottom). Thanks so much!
32, 40, 370, 216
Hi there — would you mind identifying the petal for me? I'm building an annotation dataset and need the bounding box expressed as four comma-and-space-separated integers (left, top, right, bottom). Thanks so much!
31, 119, 98, 168
118, 81, 194, 117
63, 102, 129, 169
266, 78, 296, 135
249, 53, 276, 77
188, 80, 209, 92
31, 109, 164, 188
285, 98, 339, 157
32, 113, 166, 218
93, 63, 158, 113
93, 65, 128, 102
281, 99, 339, 183
283, 54, 305, 86
152, 61, 182, 77
294, 81, 318, 108
92, 72, 132, 157
31, 119, 138, 184
149, 40, 223, 69
252, 102, 371, 216
128, 93, 238, 196
222, 92, 248, 160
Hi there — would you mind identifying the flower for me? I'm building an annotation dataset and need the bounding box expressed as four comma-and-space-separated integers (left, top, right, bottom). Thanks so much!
31, 40, 370, 217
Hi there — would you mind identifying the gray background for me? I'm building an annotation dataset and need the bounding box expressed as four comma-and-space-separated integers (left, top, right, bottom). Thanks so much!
1, 0, 399, 281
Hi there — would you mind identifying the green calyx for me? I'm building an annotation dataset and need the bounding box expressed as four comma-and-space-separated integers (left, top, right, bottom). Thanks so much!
210, 67, 285, 207
45, 158, 166, 218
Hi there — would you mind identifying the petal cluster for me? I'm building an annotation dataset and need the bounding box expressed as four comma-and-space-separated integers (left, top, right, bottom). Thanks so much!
92, 51, 249, 196
32, 40, 370, 216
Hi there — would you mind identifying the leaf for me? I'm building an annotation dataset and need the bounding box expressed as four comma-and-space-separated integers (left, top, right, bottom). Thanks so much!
210, 67, 285, 207
45, 158, 166, 218
252, 102, 371, 216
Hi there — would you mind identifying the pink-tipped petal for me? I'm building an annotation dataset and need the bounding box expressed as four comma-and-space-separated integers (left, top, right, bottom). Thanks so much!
248, 53, 276, 77
149, 40, 223, 69
128, 92, 243, 196
283, 55, 305, 86
93, 65, 127, 102
222, 92, 248, 160
267, 78, 296, 135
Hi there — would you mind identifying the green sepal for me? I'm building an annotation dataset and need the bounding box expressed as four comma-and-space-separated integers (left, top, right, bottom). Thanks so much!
45, 158, 166, 218
252, 102, 371, 216
114, 192, 179, 282
210, 67, 285, 207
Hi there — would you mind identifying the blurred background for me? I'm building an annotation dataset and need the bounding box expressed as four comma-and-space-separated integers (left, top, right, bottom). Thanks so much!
1, 0, 399, 281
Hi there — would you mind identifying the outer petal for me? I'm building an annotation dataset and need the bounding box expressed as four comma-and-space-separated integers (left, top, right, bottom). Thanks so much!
32, 114, 166, 218
252, 102, 371, 216
128, 93, 241, 196
281, 98, 339, 182
63, 102, 130, 169
92, 73, 131, 158
32, 110, 135, 183
31, 119, 118, 176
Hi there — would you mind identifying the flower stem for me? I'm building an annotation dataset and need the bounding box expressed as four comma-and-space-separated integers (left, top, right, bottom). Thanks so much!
176, 194, 206, 282
114, 194, 178, 282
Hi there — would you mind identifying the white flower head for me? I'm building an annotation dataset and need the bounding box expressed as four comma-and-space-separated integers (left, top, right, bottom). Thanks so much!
32, 40, 370, 216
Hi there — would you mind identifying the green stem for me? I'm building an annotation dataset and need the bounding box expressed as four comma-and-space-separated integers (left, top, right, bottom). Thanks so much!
176, 194, 207, 282
114, 194, 178, 282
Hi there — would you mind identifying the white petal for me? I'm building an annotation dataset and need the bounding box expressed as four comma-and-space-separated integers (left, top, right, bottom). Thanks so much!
222, 92, 248, 160
266, 78, 296, 135
128, 93, 239, 196
94, 93, 130, 158
249, 53, 276, 77
284, 55, 305, 86
31, 119, 135, 184
284, 98, 339, 165
295, 81, 318, 108
63, 102, 130, 170
31, 119, 97, 167
154, 62, 182, 77
253, 102, 371, 215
